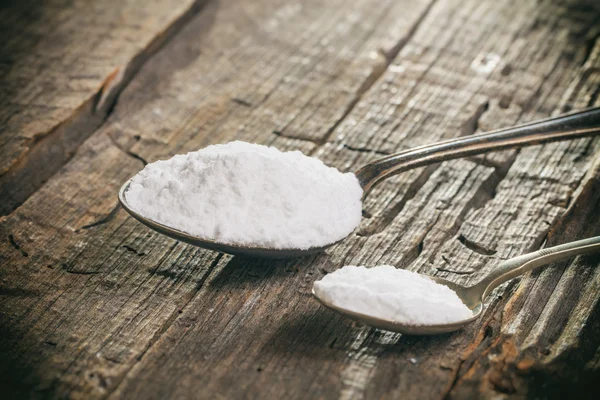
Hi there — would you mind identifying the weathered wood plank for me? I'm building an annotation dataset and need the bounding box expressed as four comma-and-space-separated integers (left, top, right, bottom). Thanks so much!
0, 0, 599, 399
108, 0, 600, 398
0, 0, 436, 397
0, 0, 205, 216
448, 160, 600, 398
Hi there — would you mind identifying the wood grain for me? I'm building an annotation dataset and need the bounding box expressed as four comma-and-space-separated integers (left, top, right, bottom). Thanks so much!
0, 0, 205, 216
0, 0, 599, 398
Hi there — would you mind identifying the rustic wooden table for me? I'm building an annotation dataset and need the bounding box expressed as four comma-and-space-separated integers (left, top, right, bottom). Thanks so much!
1, 0, 599, 398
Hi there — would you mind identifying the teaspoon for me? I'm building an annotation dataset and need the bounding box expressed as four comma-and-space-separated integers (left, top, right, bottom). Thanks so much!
118, 107, 600, 258
312, 236, 600, 335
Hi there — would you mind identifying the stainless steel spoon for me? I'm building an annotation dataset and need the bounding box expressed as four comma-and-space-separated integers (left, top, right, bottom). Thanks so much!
118, 107, 600, 258
313, 236, 600, 335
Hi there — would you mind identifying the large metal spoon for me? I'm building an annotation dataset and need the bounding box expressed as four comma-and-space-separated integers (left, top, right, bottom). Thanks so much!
118, 107, 600, 258
313, 236, 600, 335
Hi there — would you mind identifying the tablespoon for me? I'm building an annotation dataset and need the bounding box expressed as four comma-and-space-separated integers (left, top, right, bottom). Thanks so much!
312, 236, 600, 335
118, 107, 600, 258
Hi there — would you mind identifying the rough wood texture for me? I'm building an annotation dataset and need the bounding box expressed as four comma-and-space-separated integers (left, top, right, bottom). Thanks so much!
1, 0, 599, 399
0, 0, 204, 216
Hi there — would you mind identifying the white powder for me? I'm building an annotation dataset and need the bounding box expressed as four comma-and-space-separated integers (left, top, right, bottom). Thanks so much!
125, 141, 363, 249
313, 265, 472, 325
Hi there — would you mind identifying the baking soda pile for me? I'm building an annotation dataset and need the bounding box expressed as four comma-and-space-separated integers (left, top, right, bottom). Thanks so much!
125, 141, 363, 249
313, 265, 473, 325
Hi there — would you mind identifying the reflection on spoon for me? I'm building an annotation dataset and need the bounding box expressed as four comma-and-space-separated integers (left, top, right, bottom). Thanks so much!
312, 236, 600, 335
119, 107, 600, 258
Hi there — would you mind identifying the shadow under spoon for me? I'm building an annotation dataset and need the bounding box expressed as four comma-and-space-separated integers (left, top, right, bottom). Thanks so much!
119, 107, 600, 258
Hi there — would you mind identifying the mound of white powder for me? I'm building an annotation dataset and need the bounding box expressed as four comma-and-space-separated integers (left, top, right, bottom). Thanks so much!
125, 141, 363, 249
313, 265, 472, 325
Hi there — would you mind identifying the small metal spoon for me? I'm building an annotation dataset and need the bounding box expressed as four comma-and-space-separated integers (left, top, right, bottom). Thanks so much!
313, 236, 600, 335
118, 107, 600, 258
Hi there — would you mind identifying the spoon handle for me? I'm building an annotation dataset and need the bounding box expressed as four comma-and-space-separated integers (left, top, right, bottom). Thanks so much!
474, 236, 600, 298
356, 107, 600, 194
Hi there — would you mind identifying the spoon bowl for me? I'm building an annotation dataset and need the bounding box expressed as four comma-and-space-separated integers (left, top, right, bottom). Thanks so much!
312, 278, 483, 335
312, 236, 600, 335
118, 181, 334, 259
118, 107, 600, 258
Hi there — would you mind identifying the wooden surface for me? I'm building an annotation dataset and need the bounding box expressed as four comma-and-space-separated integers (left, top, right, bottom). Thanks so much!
1, 0, 599, 398
0, 0, 203, 216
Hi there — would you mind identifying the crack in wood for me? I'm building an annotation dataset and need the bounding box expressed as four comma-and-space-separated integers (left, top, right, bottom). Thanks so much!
2, 0, 599, 398
436, 267, 475, 275
465, 155, 511, 170
357, 99, 512, 239
460, 100, 490, 136
107, 134, 148, 166
231, 97, 253, 107
0, 0, 209, 217
342, 143, 392, 156
439, 152, 518, 242
357, 164, 442, 237
396, 152, 519, 274
7, 234, 28, 257
311, 0, 440, 154
457, 234, 497, 256
78, 204, 121, 231
101, 355, 123, 365
60, 264, 102, 275
398, 209, 444, 269
441, 308, 508, 398
125, 151, 148, 166
122, 245, 146, 257
445, 160, 600, 397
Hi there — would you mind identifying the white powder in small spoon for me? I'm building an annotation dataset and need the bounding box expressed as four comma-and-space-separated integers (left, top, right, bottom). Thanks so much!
313, 265, 472, 326
125, 141, 363, 250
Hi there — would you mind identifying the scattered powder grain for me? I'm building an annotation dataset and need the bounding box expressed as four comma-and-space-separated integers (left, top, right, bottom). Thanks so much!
125, 141, 363, 249
313, 265, 473, 325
